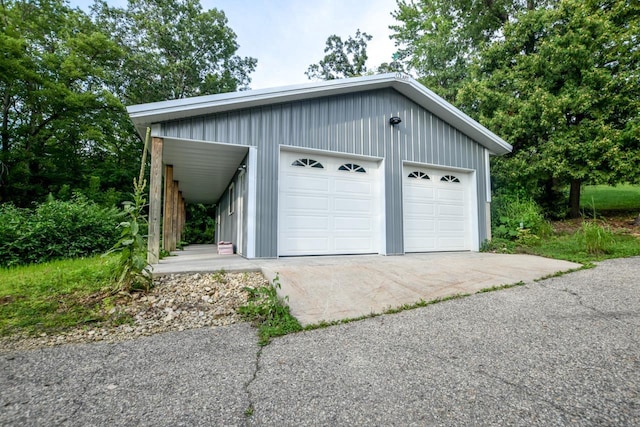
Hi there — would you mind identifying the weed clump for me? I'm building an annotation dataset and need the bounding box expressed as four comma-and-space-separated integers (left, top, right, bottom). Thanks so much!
579, 221, 614, 255
237, 275, 302, 345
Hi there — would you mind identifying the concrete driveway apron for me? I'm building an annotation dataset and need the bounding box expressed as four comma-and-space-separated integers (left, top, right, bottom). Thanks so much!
260, 252, 581, 325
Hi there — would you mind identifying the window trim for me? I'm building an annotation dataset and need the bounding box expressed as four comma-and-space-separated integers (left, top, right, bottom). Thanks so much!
228, 183, 235, 215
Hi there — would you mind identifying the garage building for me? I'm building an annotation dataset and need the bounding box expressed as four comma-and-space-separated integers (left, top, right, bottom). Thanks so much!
127, 73, 512, 261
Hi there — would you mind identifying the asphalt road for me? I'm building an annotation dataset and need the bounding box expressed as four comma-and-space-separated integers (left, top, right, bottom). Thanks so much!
2, 257, 639, 426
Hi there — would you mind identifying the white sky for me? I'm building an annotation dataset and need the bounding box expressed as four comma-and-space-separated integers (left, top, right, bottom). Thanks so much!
68, 0, 400, 90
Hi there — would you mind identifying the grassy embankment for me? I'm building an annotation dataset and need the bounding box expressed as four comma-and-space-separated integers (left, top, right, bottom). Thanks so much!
520, 184, 640, 263
0, 255, 125, 338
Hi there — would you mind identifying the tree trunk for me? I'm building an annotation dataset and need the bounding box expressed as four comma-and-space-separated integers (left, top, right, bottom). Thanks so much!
569, 179, 581, 219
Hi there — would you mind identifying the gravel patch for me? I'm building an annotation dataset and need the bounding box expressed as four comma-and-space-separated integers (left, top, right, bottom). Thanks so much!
0, 271, 267, 352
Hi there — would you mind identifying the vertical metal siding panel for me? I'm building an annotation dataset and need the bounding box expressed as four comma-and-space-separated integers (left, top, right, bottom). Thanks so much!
386, 90, 403, 255
346, 96, 355, 154
281, 104, 292, 147
264, 106, 279, 257
435, 118, 442, 165
191, 117, 204, 140
293, 102, 305, 148
356, 94, 364, 155
461, 135, 469, 169
452, 126, 458, 166
446, 123, 453, 166
307, 100, 318, 149
250, 110, 265, 257
176, 119, 189, 139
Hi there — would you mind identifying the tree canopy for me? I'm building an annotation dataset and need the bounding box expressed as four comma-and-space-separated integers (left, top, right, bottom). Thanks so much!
92, 0, 257, 104
306, 29, 373, 80
0, 0, 257, 206
392, 0, 639, 217
0, 0, 130, 205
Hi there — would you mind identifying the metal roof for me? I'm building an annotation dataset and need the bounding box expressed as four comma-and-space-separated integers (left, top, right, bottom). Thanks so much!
127, 73, 512, 156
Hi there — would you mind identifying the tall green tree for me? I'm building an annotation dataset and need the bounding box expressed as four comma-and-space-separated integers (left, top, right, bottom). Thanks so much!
458, 0, 640, 217
306, 29, 373, 80
390, 0, 545, 103
92, 0, 257, 104
0, 0, 134, 205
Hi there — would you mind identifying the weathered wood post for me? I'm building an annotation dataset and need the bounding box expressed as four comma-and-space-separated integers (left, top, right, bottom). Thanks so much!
148, 137, 163, 264
171, 180, 180, 251
163, 165, 174, 252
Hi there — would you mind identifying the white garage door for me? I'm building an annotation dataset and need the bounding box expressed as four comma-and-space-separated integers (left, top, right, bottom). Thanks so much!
403, 165, 472, 252
279, 151, 381, 256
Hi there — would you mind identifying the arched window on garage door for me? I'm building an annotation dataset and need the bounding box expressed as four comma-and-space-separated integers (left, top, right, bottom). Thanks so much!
407, 171, 430, 179
291, 158, 324, 168
440, 175, 460, 183
338, 163, 366, 173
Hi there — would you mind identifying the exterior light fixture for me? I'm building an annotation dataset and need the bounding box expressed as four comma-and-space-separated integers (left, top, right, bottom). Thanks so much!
389, 116, 402, 126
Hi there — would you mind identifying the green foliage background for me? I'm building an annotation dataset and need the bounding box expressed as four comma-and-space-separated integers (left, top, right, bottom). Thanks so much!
0, 196, 119, 267
0, 0, 257, 208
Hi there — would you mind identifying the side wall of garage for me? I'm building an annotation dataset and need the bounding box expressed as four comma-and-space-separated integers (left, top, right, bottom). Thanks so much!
214, 153, 249, 255
161, 88, 490, 257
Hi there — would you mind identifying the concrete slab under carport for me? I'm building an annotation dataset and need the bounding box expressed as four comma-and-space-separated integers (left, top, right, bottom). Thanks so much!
154, 246, 581, 326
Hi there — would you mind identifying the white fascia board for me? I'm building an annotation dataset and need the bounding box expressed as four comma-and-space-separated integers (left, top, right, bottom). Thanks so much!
127, 74, 397, 123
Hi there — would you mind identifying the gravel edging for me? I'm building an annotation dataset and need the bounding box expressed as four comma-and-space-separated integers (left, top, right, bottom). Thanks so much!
0, 271, 267, 352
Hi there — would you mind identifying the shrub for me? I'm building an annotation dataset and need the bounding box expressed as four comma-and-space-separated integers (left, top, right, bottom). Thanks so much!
0, 196, 119, 267
492, 195, 550, 241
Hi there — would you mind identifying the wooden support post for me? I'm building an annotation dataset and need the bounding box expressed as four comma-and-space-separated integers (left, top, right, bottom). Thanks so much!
171, 180, 179, 251
148, 137, 163, 264
176, 195, 184, 247
177, 192, 184, 244
162, 165, 174, 251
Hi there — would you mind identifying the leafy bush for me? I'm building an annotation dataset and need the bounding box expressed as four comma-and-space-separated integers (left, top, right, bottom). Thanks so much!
492, 195, 550, 241
0, 196, 119, 267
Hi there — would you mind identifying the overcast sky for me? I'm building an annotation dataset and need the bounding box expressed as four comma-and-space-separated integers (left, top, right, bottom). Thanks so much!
68, 0, 400, 90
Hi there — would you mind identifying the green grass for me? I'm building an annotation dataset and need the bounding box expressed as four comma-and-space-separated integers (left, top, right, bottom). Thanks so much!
0, 255, 121, 337
581, 184, 640, 212
517, 232, 640, 264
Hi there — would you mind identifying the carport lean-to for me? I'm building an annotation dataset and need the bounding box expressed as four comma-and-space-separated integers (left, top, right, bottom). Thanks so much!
127, 73, 512, 263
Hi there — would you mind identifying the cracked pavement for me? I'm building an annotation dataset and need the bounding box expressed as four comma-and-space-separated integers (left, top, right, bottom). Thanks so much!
2, 257, 639, 426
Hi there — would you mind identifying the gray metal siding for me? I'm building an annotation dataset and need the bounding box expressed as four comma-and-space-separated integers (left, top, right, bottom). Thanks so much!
215, 154, 251, 255
215, 179, 237, 247
162, 88, 489, 257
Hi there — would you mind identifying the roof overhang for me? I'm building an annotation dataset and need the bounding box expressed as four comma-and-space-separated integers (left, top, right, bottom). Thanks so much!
162, 138, 248, 204
127, 73, 512, 156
